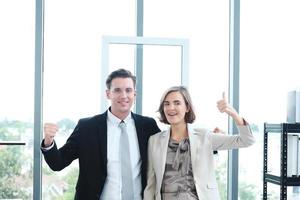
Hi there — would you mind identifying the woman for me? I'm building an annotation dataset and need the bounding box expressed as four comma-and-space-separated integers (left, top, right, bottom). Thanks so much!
143, 86, 255, 200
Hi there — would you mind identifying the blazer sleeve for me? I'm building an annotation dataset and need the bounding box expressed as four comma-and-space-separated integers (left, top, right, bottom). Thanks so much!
143, 136, 156, 200
149, 117, 161, 135
210, 125, 255, 150
41, 120, 81, 171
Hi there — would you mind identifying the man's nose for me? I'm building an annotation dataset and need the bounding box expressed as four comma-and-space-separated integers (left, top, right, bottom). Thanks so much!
120, 90, 127, 97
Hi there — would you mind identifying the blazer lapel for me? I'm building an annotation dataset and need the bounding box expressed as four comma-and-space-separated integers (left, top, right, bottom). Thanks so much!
188, 124, 200, 173
97, 112, 108, 165
158, 129, 170, 190
132, 113, 145, 159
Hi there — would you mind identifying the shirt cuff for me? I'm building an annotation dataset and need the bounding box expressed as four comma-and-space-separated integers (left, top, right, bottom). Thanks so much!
41, 140, 54, 151
242, 118, 248, 125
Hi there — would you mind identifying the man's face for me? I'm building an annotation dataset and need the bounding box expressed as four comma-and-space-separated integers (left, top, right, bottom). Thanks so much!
106, 78, 136, 118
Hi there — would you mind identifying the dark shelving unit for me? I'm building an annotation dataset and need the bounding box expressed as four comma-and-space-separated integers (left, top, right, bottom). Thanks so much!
263, 123, 300, 199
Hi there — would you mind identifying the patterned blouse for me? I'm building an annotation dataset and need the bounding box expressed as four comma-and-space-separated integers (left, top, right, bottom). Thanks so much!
161, 137, 199, 200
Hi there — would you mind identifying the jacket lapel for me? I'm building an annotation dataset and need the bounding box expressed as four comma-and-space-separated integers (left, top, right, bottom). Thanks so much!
132, 113, 145, 159
97, 112, 108, 165
188, 124, 207, 178
188, 125, 198, 173
158, 129, 170, 190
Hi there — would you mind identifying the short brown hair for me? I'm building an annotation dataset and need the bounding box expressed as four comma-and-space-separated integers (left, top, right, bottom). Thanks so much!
106, 68, 136, 89
158, 86, 196, 124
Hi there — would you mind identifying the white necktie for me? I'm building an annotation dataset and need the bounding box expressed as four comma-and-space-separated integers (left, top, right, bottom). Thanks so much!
119, 121, 134, 200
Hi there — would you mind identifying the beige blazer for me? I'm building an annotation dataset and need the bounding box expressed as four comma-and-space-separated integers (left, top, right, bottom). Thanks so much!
143, 124, 255, 200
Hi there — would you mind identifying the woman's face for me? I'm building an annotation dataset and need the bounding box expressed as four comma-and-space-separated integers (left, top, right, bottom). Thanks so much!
163, 91, 189, 126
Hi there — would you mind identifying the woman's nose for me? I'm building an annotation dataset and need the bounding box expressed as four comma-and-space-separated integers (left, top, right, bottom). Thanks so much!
167, 104, 175, 109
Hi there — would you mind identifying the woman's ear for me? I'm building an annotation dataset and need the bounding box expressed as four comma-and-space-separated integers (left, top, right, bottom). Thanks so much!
186, 105, 190, 113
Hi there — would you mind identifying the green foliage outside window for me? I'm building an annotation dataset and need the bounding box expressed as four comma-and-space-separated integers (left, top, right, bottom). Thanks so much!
215, 159, 259, 200
0, 120, 32, 199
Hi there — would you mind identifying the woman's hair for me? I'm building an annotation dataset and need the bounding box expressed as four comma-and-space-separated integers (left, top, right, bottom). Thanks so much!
158, 86, 196, 124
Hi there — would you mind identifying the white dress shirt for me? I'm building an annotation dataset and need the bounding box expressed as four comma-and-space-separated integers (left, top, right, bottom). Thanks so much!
100, 110, 142, 200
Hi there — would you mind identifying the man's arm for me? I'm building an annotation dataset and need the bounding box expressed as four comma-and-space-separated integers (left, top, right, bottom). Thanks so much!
41, 122, 80, 171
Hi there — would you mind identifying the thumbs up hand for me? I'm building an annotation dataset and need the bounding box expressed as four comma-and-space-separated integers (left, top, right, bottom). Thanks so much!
217, 92, 244, 125
217, 92, 234, 115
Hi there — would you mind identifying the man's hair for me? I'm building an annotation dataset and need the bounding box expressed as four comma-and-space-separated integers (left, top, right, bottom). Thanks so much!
106, 68, 136, 89
158, 86, 196, 124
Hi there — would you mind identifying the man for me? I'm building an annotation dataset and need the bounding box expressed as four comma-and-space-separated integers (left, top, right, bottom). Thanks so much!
41, 68, 160, 200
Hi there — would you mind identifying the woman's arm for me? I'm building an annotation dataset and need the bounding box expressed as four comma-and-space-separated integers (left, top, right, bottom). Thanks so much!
211, 92, 255, 150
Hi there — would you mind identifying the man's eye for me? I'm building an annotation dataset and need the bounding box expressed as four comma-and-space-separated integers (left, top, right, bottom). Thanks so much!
114, 88, 121, 93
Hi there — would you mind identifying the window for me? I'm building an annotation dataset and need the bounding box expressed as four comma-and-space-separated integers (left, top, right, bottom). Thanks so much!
240, 1, 300, 199
42, 0, 135, 199
0, 0, 35, 199
144, 1, 230, 198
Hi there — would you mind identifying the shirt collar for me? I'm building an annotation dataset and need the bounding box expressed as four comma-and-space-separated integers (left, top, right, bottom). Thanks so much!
107, 109, 132, 125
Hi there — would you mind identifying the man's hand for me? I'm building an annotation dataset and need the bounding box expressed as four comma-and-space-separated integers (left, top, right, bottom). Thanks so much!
213, 127, 225, 134
44, 123, 59, 147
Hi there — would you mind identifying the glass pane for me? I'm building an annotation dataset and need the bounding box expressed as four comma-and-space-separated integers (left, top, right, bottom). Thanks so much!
0, 0, 35, 199
145, 1, 229, 198
142, 45, 181, 128
240, 0, 300, 199
43, 0, 135, 199
109, 44, 135, 70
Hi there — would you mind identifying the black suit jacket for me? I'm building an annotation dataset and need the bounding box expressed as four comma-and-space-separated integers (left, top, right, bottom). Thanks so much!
42, 111, 160, 200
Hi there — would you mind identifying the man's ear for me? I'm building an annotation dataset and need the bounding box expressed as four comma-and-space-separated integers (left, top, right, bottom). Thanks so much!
106, 90, 110, 99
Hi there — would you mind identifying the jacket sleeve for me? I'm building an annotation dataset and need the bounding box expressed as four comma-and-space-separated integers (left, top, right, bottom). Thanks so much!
41, 120, 81, 171
210, 125, 255, 150
149, 118, 161, 134
143, 136, 156, 200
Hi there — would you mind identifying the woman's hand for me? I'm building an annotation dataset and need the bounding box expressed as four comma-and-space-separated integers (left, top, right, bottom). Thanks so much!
217, 92, 244, 126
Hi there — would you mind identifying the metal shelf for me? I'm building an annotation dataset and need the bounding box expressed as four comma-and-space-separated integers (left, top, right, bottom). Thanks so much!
0, 141, 26, 145
263, 123, 300, 200
265, 174, 300, 186
265, 123, 300, 133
